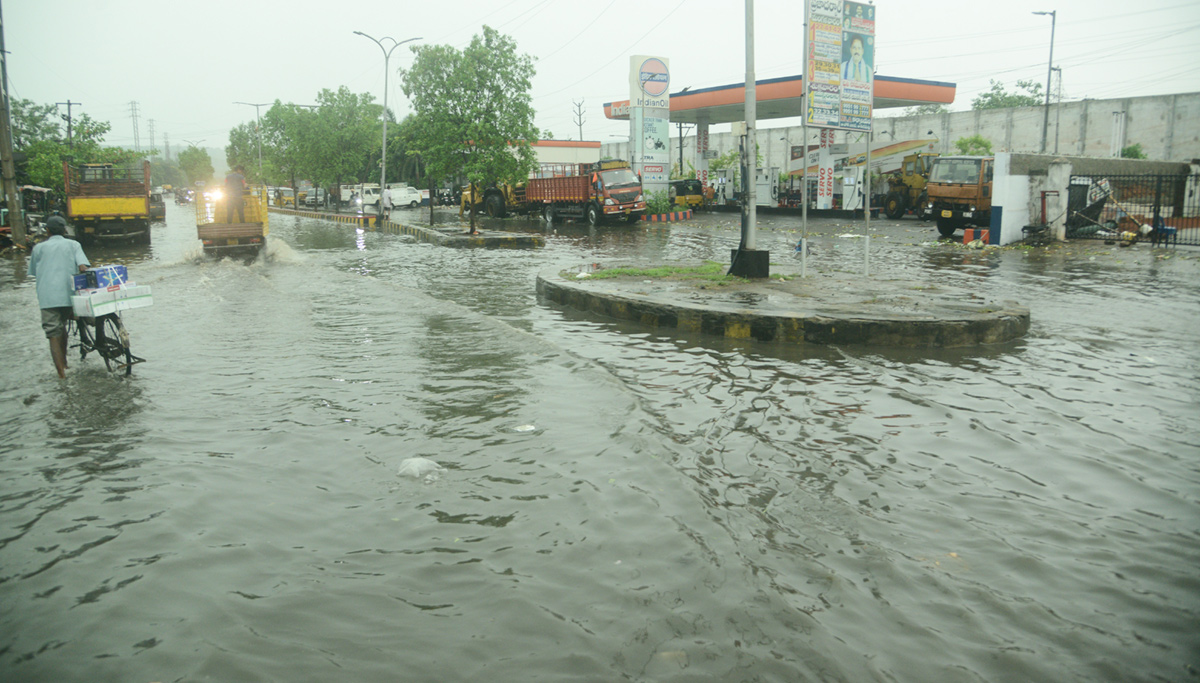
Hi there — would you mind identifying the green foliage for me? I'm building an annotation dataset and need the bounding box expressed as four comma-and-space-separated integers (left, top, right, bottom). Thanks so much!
401, 25, 539, 227
310, 86, 383, 189
904, 104, 949, 116
14, 104, 141, 191
670, 160, 696, 180
11, 98, 61, 148
178, 146, 214, 185
150, 158, 187, 189
1120, 143, 1147, 159
953, 135, 993, 155
582, 261, 729, 280
226, 122, 261, 181
645, 190, 673, 214
971, 79, 1044, 110
261, 102, 314, 187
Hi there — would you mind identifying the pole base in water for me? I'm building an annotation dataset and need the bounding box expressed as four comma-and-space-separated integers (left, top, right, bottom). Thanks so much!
729, 249, 770, 279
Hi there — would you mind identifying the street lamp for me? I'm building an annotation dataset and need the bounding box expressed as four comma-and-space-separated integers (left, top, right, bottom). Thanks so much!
354, 31, 420, 220
233, 101, 269, 179
1033, 10, 1056, 154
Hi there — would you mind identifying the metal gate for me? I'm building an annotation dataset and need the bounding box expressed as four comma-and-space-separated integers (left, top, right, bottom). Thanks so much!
1065, 173, 1199, 246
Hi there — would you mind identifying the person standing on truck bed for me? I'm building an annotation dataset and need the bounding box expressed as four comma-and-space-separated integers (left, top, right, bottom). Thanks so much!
27, 216, 89, 379
225, 165, 247, 223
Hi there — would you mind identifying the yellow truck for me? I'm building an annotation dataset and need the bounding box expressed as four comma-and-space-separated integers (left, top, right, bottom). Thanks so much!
63, 161, 152, 245
195, 182, 269, 256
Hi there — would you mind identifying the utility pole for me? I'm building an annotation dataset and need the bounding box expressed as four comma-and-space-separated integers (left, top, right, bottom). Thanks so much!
1033, 10, 1056, 154
164, 132, 170, 161
0, 1, 26, 246
148, 118, 155, 153
354, 31, 421, 223
572, 99, 586, 141
233, 101, 270, 180
129, 100, 140, 152
1052, 66, 1062, 154
56, 99, 79, 151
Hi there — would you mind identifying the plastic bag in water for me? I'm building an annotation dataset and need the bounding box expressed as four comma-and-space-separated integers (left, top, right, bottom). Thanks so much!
397, 457, 445, 482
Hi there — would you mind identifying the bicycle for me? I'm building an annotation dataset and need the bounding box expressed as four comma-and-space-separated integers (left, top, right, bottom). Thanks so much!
69, 313, 144, 376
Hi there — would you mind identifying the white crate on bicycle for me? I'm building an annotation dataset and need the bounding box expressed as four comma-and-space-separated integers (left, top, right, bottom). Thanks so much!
71, 284, 153, 318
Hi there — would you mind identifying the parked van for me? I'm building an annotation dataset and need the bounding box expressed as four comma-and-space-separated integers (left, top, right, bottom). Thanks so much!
389, 186, 423, 208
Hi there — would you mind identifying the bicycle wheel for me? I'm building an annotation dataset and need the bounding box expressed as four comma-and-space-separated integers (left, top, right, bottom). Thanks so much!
74, 318, 94, 362
95, 315, 133, 375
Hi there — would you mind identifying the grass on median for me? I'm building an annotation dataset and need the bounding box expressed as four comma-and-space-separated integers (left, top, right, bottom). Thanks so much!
575, 261, 746, 283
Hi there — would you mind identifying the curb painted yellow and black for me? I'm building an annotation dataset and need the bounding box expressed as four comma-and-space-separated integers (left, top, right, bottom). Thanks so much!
642, 209, 693, 222
269, 207, 375, 227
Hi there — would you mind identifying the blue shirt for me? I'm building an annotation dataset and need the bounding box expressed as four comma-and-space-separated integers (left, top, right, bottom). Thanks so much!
28, 235, 89, 309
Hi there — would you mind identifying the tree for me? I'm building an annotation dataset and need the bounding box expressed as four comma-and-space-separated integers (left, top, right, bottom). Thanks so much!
953, 135, 993, 155
18, 110, 141, 191
1120, 143, 1147, 159
261, 102, 315, 192
401, 25, 539, 231
226, 122, 260, 181
11, 98, 61, 148
178, 146, 214, 185
308, 86, 381, 201
972, 79, 1043, 110
904, 104, 949, 116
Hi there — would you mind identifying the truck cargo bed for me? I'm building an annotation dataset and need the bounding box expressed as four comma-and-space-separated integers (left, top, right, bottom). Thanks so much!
526, 176, 590, 203
197, 222, 265, 239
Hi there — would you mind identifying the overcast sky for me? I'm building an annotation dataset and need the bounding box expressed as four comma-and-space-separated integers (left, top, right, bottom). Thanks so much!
6, 0, 1198, 155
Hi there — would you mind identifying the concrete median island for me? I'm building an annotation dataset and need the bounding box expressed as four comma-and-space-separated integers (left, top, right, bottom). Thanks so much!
536, 262, 1030, 348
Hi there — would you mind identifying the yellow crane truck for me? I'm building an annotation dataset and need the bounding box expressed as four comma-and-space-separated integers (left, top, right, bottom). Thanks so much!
195, 181, 269, 256
63, 161, 152, 245
883, 152, 938, 219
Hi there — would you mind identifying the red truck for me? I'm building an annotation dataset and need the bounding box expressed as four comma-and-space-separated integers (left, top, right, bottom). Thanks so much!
527, 159, 646, 225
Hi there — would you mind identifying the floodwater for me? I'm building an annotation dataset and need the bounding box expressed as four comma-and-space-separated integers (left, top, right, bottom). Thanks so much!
1, 202, 1198, 682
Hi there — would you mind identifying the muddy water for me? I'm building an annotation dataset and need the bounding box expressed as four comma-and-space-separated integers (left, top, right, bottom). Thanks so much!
1, 202, 1197, 682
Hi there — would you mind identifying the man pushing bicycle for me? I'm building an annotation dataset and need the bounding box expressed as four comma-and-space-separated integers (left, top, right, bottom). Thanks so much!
27, 216, 89, 379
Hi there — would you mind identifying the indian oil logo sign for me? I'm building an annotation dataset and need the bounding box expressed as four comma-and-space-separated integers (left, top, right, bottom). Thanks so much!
629, 55, 670, 110
638, 58, 669, 97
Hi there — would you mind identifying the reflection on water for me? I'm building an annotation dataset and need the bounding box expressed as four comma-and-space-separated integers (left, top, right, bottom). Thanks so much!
0, 208, 1197, 682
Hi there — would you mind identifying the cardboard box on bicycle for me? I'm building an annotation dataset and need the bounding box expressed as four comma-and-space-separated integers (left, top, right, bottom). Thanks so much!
73, 265, 129, 291
71, 283, 153, 318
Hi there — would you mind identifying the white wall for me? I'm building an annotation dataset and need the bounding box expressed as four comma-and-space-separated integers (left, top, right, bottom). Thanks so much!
601, 91, 1200, 182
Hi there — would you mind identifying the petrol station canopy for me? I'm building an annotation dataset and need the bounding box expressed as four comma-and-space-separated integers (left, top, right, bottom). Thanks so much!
603, 74, 955, 125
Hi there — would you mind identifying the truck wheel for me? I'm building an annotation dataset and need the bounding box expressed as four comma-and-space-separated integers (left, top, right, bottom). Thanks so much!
585, 203, 599, 226
884, 192, 906, 219
916, 191, 930, 221
543, 204, 555, 224
484, 194, 505, 218
936, 219, 957, 238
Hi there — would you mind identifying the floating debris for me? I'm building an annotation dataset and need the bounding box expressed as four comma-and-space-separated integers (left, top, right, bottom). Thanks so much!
397, 457, 445, 482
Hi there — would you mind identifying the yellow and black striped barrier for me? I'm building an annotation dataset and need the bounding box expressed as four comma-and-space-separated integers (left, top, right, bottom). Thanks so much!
268, 207, 375, 228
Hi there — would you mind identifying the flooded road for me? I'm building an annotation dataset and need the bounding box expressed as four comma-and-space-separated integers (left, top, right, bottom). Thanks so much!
2, 202, 1198, 682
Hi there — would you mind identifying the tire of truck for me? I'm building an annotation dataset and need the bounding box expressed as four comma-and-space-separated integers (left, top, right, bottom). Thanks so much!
936, 218, 958, 238
884, 192, 906, 219
542, 204, 555, 224
585, 203, 600, 226
409, 201, 418, 208
916, 191, 930, 221
484, 194, 506, 219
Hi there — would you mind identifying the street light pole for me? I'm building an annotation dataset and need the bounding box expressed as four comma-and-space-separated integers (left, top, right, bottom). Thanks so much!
233, 101, 269, 180
1033, 10, 1056, 154
354, 31, 420, 221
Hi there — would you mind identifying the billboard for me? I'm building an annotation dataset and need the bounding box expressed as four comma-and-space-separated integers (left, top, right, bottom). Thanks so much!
806, 0, 874, 132
630, 55, 671, 193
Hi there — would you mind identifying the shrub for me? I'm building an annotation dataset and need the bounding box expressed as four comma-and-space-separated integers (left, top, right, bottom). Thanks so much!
645, 189, 674, 214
